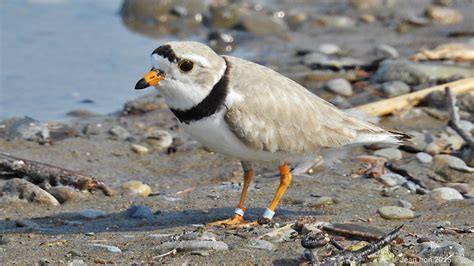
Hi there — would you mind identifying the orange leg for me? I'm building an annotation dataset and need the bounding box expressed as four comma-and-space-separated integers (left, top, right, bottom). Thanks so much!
261, 163, 292, 221
207, 161, 258, 228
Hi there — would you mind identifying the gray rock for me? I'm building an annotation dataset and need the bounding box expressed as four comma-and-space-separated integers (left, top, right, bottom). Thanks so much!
458, 120, 473, 133
108, 126, 130, 140
405, 131, 430, 152
78, 209, 106, 219
374, 148, 402, 160
446, 183, 469, 194
82, 123, 103, 136
418, 241, 464, 258
375, 44, 399, 59
191, 250, 209, 256
378, 206, 414, 220
0, 235, 11, 245
2, 179, 60, 206
415, 152, 433, 164
122, 94, 164, 115
247, 239, 274, 251
302, 52, 364, 70
89, 244, 122, 253
68, 259, 87, 266
433, 154, 474, 172
318, 43, 340, 55
450, 255, 473, 266
1, 116, 50, 144
125, 205, 153, 219
379, 173, 406, 187
178, 240, 228, 252
329, 96, 352, 109
311, 15, 356, 28
170, 5, 188, 17
397, 199, 413, 209
372, 60, 473, 85
324, 78, 353, 97
309, 196, 334, 208
380, 81, 410, 97
242, 13, 288, 35
430, 187, 463, 203
146, 129, 173, 149
262, 224, 298, 243
180, 232, 218, 242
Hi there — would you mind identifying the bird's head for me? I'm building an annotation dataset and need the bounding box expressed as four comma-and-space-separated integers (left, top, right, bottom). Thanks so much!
135, 41, 226, 110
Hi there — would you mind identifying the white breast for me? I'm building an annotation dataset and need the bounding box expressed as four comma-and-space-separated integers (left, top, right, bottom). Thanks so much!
181, 109, 310, 163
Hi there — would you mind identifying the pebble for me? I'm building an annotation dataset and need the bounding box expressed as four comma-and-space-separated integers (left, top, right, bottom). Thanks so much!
405, 131, 429, 152
311, 15, 356, 28
378, 206, 414, 220
301, 223, 323, 235
0, 235, 11, 245
374, 148, 402, 160
125, 205, 153, 219
131, 144, 149, 154
302, 52, 364, 70
68, 249, 83, 257
180, 232, 218, 242
68, 259, 87, 266
446, 183, 469, 194
2, 116, 50, 144
380, 81, 410, 97
246, 239, 274, 251
425, 139, 448, 155
425, 5, 463, 25
360, 14, 376, 23
329, 96, 352, 109
241, 13, 288, 35
122, 94, 164, 115
379, 173, 406, 187
415, 152, 433, 164
309, 196, 334, 208
375, 44, 399, 59
318, 43, 340, 55
190, 250, 209, 256
430, 187, 463, 203
49, 186, 83, 203
146, 129, 173, 149
108, 126, 130, 140
418, 241, 464, 258
451, 255, 474, 266
262, 224, 298, 243
89, 244, 122, 253
433, 154, 474, 172
397, 199, 413, 209
78, 209, 106, 219
2, 179, 60, 206
170, 5, 188, 17
178, 240, 229, 252
324, 78, 353, 97
121, 180, 152, 197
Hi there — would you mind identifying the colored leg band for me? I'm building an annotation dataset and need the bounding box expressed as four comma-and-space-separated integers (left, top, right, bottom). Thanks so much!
234, 208, 245, 217
262, 208, 275, 219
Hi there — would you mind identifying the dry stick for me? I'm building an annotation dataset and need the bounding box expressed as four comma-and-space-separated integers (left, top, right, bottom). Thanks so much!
0, 152, 115, 196
445, 87, 474, 148
355, 78, 474, 116
321, 225, 404, 265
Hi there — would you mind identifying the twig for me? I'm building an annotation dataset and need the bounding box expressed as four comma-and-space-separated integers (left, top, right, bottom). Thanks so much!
321, 225, 403, 265
445, 87, 474, 148
356, 78, 474, 116
0, 152, 115, 196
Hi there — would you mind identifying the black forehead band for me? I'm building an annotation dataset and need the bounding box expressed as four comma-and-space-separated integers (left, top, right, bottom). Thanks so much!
152, 45, 180, 63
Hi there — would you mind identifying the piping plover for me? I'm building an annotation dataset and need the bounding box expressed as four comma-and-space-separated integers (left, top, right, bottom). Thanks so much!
135, 41, 409, 227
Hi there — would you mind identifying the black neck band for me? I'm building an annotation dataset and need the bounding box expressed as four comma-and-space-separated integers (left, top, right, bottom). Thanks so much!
170, 58, 230, 124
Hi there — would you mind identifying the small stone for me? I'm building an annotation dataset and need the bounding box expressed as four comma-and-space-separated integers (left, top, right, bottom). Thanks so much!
178, 240, 229, 252
430, 187, 463, 203
247, 239, 274, 251
450, 255, 473, 266
379, 173, 406, 187
125, 205, 153, 219
446, 183, 469, 194
131, 144, 149, 154
405, 131, 429, 152
380, 81, 410, 97
433, 154, 474, 172
191, 250, 209, 256
49, 186, 83, 203
180, 232, 218, 242
329, 96, 352, 109
397, 199, 413, 209
375, 44, 399, 59
122, 94, 164, 115
415, 152, 433, 164
324, 78, 353, 97
360, 14, 376, 23
311, 15, 356, 28
0, 235, 11, 245
425, 5, 462, 25
459, 120, 473, 132
68, 249, 83, 257
121, 180, 152, 197
68, 259, 87, 266
374, 148, 402, 160
301, 223, 323, 235
2, 179, 60, 206
309, 196, 334, 208
425, 139, 449, 155
170, 5, 188, 17
241, 12, 288, 35
318, 44, 340, 55
89, 244, 122, 253
78, 209, 106, 219
378, 206, 414, 220
418, 241, 464, 258
262, 224, 298, 243
2, 116, 50, 144
146, 129, 173, 149
108, 126, 130, 140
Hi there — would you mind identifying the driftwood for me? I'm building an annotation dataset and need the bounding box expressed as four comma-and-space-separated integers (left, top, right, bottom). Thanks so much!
0, 152, 114, 196
356, 78, 474, 116
321, 225, 403, 265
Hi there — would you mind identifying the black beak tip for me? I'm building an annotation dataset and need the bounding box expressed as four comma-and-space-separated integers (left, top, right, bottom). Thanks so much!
135, 78, 149, 90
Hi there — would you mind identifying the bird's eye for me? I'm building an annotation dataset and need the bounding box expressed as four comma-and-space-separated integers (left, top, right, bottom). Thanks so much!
178, 60, 194, 72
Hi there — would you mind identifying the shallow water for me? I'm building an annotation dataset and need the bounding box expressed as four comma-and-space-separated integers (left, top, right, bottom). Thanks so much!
0, 0, 163, 121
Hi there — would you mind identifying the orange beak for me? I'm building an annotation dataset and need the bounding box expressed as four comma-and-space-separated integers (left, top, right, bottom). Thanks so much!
135, 69, 164, 90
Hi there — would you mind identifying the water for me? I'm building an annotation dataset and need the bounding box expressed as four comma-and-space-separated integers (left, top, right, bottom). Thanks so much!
0, 0, 162, 121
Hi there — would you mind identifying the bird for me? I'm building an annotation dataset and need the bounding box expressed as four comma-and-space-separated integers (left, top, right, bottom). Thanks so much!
134, 41, 409, 228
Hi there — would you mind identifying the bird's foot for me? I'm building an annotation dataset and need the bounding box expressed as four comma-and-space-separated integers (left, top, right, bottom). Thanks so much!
207, 215, 258, 229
